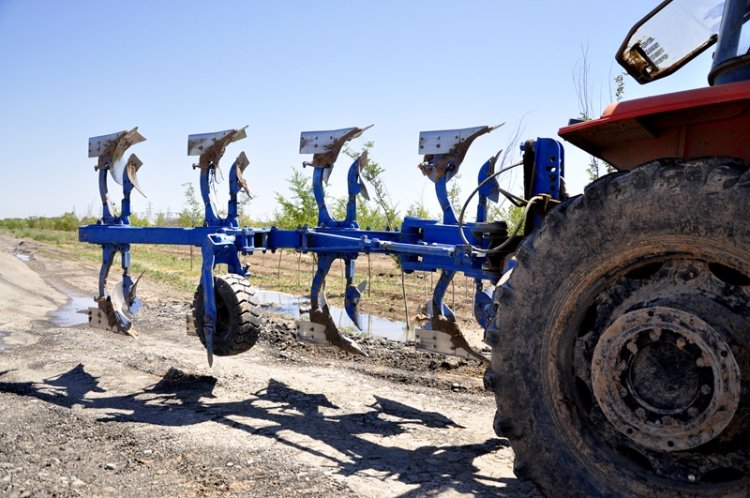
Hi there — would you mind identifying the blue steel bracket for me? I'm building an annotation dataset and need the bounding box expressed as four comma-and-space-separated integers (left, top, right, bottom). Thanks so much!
89, 127, 146, 224
417, 125, 500, 225
521, 137, 565, 232
300, 126, 373, 229
80, 125, 570, 365
96, 153, 143, 225
95, 243, 139, 334
227, 152, 251, 228
194, 153, 250, 229
87, 128, 148, 335
476, 152, 501, 224
187, 127, 248, 228
307, 253, 367, 355
119, 154, 144, 225
199, 233, 246, 367
483, 136, 566, 345
528, 137, 564, 200
423, 270, 457, 320
473, 280, 495, 330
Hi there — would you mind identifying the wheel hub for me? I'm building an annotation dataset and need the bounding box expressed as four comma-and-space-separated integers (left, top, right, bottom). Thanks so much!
591, 306, 741, 452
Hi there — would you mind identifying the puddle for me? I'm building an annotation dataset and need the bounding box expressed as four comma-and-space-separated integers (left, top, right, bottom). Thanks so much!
50, 296, 94, 327
15, 253, 31, 262
255, 289, 414, 342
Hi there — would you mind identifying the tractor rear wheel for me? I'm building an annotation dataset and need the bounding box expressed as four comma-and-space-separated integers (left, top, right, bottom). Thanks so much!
192, 273, 262, 356
485, 159, 750, 497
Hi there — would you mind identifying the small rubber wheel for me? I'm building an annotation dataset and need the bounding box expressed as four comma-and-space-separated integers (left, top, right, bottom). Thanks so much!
192, 273, 261, 356
485, 159, 750, 497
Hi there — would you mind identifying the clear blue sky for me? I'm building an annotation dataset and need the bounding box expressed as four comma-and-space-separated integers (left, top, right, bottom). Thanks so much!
0, 0, 713, 221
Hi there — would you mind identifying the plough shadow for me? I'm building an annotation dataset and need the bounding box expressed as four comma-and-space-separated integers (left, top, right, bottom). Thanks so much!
0, 365, 533, 497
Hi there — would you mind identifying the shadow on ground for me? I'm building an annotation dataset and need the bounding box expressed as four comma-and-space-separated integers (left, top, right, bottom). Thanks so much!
0, 365, 532, 497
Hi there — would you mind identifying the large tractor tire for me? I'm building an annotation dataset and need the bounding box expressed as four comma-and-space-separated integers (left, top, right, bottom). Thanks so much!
485, 159, 750, 497
192, 273, 262, 356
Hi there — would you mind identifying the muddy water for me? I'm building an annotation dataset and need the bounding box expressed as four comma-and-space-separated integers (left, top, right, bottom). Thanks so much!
50, 296, 93, 327
255, 289, 415, 342
14, 251, 92, 328
47, 289, 414, 341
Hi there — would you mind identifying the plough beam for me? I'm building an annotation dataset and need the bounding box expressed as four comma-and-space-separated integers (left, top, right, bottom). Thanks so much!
79, 124, 565, 363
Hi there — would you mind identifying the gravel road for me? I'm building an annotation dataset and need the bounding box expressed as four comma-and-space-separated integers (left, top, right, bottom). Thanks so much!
0, 235, 540, 498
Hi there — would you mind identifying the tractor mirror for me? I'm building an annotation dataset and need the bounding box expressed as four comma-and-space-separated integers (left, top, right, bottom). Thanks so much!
617, 0, 724, 83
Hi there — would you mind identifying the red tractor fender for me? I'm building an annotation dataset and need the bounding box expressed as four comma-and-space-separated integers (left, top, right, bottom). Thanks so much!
559, 80, 750, 170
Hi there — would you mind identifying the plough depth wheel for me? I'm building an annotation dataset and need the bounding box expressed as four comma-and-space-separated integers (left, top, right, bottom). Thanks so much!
192, 274, 262, 356
486, 160, 750, 497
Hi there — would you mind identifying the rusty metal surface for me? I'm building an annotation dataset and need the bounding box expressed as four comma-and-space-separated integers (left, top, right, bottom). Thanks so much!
307, 307, 366, 356
89, 128, 145, 160
187, 127, 247, 170
417, 126, 489, 155
125, 154, 145, 196
300, 125, 372, 168
591, 306, 741, 452
234, 151, 250, 195
423, 316, 488, 364
89, 127, 146, 172
89, 302, 137, 337
417, 125, 499, 183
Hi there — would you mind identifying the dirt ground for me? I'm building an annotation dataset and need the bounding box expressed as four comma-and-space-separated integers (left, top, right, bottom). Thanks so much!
0, 234, 539, 498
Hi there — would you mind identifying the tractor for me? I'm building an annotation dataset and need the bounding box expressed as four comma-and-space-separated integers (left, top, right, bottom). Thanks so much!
78, 0, 749, 496
483, 0, 750, 496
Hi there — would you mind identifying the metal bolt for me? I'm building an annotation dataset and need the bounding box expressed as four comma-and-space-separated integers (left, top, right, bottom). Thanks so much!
635, 408, 647, 420
676, 338, 686, 349
649, 329, 661, 341
627, 341, 639, 354
661, 416, 674, 426
619, 387, 629, 398
687, 407, 699, 417
701, 384, 712, 395
688, 474, 696, 482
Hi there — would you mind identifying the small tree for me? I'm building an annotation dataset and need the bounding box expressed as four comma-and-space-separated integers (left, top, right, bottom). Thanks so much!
179, 182, 203, 227
272, 168, 318, 228
405, 199, 432, 219
447, 174, 463, 216
344, 142, 401, 229
487, 203, 525, 234
129, 213, 151, 227
574, 45, 626, 181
